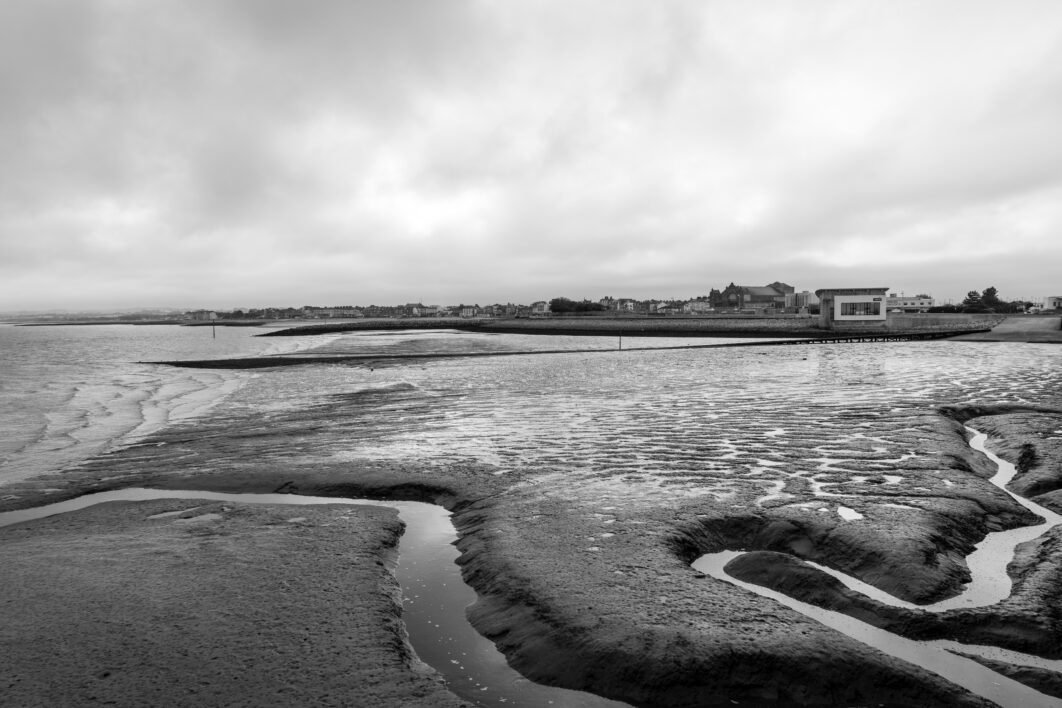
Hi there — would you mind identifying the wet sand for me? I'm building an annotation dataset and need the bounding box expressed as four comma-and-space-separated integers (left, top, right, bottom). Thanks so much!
0, 499, 465, 707
2, 392, 1061, 705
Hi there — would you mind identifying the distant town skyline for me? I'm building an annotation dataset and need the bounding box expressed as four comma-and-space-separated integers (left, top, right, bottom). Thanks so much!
2, 283, 1048, 318
2, 2, 1061, 313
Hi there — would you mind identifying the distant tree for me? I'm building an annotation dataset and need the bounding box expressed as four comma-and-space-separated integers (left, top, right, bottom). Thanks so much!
981, 286, 1001, 309
549, 297, 606, 314
959, 286, 1024, 313
961, 290, 984, 312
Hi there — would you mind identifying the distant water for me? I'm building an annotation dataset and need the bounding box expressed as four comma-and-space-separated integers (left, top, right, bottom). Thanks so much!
4, 325, 1062, 493
0, 324, 773, 485
0, 323, 329, 484
195, 332, 1062, 506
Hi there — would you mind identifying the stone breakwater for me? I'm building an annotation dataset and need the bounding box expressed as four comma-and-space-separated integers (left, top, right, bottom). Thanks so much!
257, 316, 828, 338
255, 314, 1003, 339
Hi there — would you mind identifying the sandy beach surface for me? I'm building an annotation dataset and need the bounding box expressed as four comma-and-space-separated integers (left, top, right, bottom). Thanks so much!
2, 330, 1061, 707
0, 499, 465, 707
6, 406, 1060, 705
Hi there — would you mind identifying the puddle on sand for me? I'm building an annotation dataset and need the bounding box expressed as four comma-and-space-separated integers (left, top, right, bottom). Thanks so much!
0, 489, 629, 708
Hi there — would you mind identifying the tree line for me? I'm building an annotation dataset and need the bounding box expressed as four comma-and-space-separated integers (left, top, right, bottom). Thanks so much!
548, 297, 607, 314
929, 286, 1033, 314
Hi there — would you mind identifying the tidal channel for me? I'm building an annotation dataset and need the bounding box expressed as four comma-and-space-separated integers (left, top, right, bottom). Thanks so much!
694, 428, 1062, 708
0, 489, 628, 708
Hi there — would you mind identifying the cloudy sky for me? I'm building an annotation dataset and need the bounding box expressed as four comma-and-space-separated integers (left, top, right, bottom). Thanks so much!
2, 1, 1061, 312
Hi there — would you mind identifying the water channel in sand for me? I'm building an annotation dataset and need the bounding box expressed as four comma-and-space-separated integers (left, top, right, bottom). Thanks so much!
0, 489, 629, 708
694, 427, 1062, 708
3, 426, 1061, 706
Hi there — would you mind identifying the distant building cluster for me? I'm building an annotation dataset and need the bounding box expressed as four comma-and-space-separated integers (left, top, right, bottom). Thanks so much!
186, 302, 535, 321
188, 280, 1027, 323
591, 282, 820, 316
885, 293, 935, 312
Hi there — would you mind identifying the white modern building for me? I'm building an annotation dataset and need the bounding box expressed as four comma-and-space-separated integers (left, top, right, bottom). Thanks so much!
815, 288, 889, 330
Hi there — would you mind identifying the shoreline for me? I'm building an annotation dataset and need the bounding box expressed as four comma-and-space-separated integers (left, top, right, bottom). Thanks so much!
11, 312, 1058, 343
148, 331, 991, 371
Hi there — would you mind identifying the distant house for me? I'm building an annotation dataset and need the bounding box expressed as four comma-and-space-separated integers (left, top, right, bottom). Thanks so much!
684, 299, 713, 314
410, 304, 442, 317
787, 291, 819, 309
188, 310, 217, 321
1044, 296, 1062, 310
300, 306, 361, 318
815, 287, 889, 330
713, 282, 794, 310
315, 307, 362, 318
886, 293, 934, 312
530, 301, 550, 315
597, 296, 636, 312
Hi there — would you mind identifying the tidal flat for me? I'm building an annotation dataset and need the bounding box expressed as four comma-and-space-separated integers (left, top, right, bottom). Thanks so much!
2, 330, 1061, 707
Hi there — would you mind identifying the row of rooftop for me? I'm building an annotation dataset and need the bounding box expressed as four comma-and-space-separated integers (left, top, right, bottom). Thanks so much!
186, 282, 959, 321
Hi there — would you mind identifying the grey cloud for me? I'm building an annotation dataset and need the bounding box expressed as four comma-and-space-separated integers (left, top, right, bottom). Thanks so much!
3, 1, 1062, 311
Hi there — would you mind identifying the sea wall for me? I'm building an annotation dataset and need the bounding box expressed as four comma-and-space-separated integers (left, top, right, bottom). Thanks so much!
261, 314, 1003, 338
478, 316, 824, 337
885, 313, 1005, 331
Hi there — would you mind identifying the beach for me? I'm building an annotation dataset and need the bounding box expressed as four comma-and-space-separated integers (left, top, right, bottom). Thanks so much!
2, 325, 1061, 706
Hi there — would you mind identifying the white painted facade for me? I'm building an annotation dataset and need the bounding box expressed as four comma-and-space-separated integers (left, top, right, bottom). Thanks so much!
831, 294, 886, 321
815, 287, 890, 330
886, 295, 934, 312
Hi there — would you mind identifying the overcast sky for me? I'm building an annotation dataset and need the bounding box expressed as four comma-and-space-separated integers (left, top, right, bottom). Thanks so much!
2, 1, 1061, 312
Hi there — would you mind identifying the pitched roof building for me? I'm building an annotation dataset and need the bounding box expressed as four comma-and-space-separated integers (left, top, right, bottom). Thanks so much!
712, 282, 795, 310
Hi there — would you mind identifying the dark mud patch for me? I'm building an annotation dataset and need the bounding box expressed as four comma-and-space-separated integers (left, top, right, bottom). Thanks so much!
0, 499, 465, 708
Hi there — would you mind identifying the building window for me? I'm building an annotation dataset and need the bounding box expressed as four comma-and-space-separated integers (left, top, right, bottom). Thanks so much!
840, 301, 881, 317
